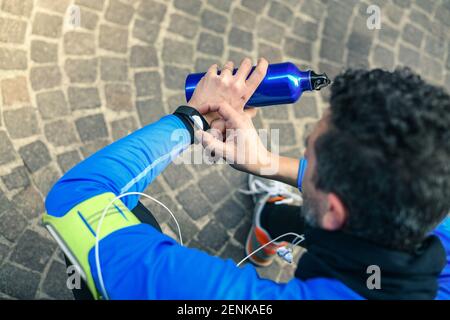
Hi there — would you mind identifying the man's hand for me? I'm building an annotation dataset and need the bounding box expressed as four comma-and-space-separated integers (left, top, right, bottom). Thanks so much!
187, 58, 268, 131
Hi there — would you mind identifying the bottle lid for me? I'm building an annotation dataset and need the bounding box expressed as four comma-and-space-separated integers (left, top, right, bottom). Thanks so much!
310, 71, 331, 91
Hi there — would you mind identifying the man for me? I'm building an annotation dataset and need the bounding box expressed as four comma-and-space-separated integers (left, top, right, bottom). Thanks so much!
44, 58, 450, 300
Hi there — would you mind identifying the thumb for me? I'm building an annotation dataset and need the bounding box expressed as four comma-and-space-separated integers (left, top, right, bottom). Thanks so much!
195, 130, 226, 157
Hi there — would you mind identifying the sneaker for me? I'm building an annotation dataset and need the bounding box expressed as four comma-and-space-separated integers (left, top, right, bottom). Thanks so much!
240, 175, 302, 267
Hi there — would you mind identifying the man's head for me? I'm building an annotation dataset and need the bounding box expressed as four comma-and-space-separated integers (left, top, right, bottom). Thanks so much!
302, 68, 450, 252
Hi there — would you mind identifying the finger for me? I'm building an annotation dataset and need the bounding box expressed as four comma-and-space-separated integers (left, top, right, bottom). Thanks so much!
220, 61, 234, 78
246, 57, 268, 93
244, 107, 258, 118
195, 130, 226, 157
235, 57, 253, 81
207, 63, 219, 77
208, 102, 242, 125
210, 118, 226, 141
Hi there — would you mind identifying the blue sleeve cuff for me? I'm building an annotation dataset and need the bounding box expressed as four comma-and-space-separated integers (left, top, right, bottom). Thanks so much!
297, 158, 308, 192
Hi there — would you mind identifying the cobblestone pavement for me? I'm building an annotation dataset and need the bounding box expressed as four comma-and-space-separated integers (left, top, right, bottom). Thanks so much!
0, 0, 449, 300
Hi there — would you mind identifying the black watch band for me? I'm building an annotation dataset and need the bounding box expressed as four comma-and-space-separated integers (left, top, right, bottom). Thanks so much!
173, 106, 210, 144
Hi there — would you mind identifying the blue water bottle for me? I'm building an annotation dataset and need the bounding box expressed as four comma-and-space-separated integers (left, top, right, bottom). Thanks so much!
185, 62, 330, 107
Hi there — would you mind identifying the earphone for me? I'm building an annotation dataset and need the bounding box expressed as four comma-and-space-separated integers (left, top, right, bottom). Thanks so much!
96, 191, 305, 299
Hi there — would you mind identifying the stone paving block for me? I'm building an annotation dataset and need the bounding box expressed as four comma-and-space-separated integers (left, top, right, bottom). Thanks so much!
402, 23, 424, 48
162, 38, 194, 65
268, 1, 293, 26
174, 0, 202, 16
136, 0, 167, 23
33, 164, 60, 195
42, 260, 74, 300
197, 220, 229, 252
168, 13, 199, 39
299, 0, 324, 21
257, 17, 285, 45
111, 116, 138, 141
207, 0, 232, 12
194, 57, 218, 72
215, 197, 246, 229
201, 9, 228, 33
64, 31, 95, 55
1, 76, 30, 106
130, 45, 158, 68
424, 35, 446, 60
399, 45, 421, 69
75, 114, 108, 142
231, 7, 256, 31
261, 105, 290, 120
75, 0, 105, 11
57, 150, 82, 173
30, 66, 62, 91
10, 229, 56, 272
0, 207, 27, 242
44, 120, 79, 147
270, 122, 297, 146
294, 96, 318, 119
320, 37, 345, 64
233, 218, 252, 245
0, 243, 8, 264
176, 184, 211, 220
65, 58, 98, 83
36, 90, 69, 120
372, 45, 395, 70
197, 170, 231, 204
292, 18, 319, 42
135, 71, 161, 97
105, 83, 133, 111
105, 0, 134, 25
19, 140, 51, 173
133, 19, 160, 44
4, 107, 40, 139
0, 47, 27, 70
100, 57, 128, 81
136, 97, 166, 126
228, 27, 253, 52
1, 166, 30, 191
284, 37, 312, 62
37, 0, 70, 13
31, 40, 58, 63
1, 0, 33, 17
0, 17, 27, 44
197, 32, 224, 57
0, 131, 17, 165
80, 139, 110, 158
164, 65, 191, 90
0, 263, 40, 299
99, 24, 128, 53
68, 87, 101, 110
79, 8, 99, 30
378, 24, 399, 47
32, 12, 62, 38
219, 242, 245, 264
167, 209, 200, 242
12, 186, 44, 219
163, 163, 194, 190
241, 0, 268, 14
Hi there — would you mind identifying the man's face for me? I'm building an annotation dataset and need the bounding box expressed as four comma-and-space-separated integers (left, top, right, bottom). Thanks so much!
301, 110, 331, 228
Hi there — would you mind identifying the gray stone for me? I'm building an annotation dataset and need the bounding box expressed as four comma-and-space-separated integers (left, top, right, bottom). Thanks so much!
133, 19, 160, 44
415, 0, 435, 13
373, 45, 395, 70
1, 166, 30, 191
0, 17, 27, 44
169, 13, 199, 39
68, 87, 101, 110
12, 186, 44, 219
105, 0, 134, 25
231, 7, 256, 31
176, 185, 211, 220
228, 27, 253, 52
402, 23, 424, 48
284, 37, 312, 61
346, 51, 369, 69
201, 9, 228, 33
32, 12, 62, 38
0, 207, 27, 242
292, 18, 319, 42
135, 71, 162, 97
36, 90, 69, 120
64, 31, 95, 55
37, 0, 70, 13
219, 242, 245, 264
198, 171, 230, 204
174, 0, 202, 15
241, 0, 268, 13
99, 24, 128, 53
10, 229, 56, 272
1, 76, 30, 106
162, 38, 193, 65
4, 107, 40, 139
168, 209, 200, 243
322, 4, 352, 41
80, 139, 109, 158
162, 163, 194, 190
65, 58, 97, 83
75, 114, 108, 142
268, 1, 293, 25
195, 57, 218, 72
233, 218, 252, 245
197, 32, 224, 56
31, 40, 58, 63
378, 25, 399, 47
111, 116, 138, 141
215, 198, 246, 229
294, 96, 318, 119
257, 43, 282, 62
136, 0, 167, 23
197, 220, 229, 252
421, 55, 444, 84
79, 8, 99, 30
32, 164, 60, 195
136, 98, 166, 125
100, 57, 128, 81
299, 0, 324, 21
44, 120, 79, 147
105, 83, 133, 111
130, 45, 158, 68
424, 35, 446, 60
0, 263, 40, 299
320, 37, 345, 64
0, 243, 8, 264
399, 45, 421, 69
0, 131, 17, 165
57, 150, 82, 173
30, 65, 62, 91
1, 0, 33, 17
0, 48, 27, 70
270, 122, 297, 146
257, 18, 285, 45
19, 140, 51, 173
261, 105, 290, 120
347, 32, 373, 57
164, 65, 191, 90
75, 0, 105, 11
42, 260, 74, 300
207, 0, 232, 12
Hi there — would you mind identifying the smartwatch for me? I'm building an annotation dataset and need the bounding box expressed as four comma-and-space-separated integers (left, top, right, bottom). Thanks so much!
173, 105, 210, 143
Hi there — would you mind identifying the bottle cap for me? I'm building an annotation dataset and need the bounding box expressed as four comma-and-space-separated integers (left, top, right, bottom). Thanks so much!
310, 71, 331, 91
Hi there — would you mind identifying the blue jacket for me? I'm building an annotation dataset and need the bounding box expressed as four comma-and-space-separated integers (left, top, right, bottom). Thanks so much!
45, 115, 450, 300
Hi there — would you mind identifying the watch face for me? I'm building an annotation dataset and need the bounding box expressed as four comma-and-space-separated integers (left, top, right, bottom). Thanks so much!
191, 115, 203, 130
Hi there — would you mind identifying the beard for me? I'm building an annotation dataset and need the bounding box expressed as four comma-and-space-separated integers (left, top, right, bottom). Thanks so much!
301, 188, 326, 228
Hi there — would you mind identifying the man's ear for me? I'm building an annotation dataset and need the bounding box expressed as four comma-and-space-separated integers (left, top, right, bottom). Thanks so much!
321, 193, 347, 231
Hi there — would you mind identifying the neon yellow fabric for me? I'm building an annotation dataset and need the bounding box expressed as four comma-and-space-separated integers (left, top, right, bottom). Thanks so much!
42, 192, 140, 299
